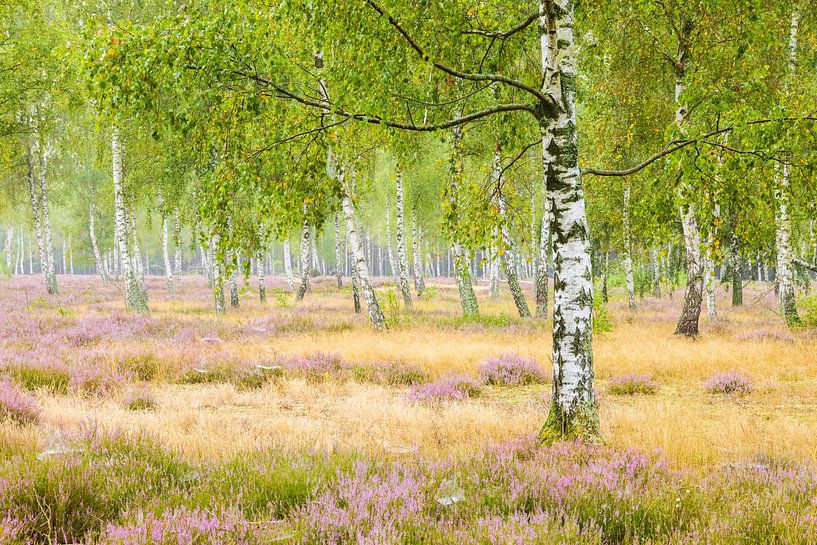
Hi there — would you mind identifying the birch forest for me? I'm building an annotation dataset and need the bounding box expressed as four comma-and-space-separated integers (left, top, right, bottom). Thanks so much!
2, 1, 817, 543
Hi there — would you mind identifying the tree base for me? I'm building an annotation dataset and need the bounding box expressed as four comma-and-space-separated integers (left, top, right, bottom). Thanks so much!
538, 398, 600, 445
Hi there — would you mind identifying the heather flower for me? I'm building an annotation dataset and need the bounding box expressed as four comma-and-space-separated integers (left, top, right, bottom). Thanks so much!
705, 371, 753, 395
70, 366, 127, 397
0, 381, 40, 425
123, 389, 158, 411
98, 508, 263, 545
284, 352, 348, 382
406, 375, 481, 403
478, 353, 548, 386
607, 373, 658, 395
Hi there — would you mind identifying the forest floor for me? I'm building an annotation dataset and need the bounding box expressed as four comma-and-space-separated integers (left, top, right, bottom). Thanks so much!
2, 274, 817, 544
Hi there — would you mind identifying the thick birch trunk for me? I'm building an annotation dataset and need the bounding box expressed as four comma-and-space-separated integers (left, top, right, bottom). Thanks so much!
26, 148, 46, 288
284, 238, 294, 291
623, 183, 636, 311
295, 219, 311, 302
395, 171, 413, 308
540, 0, 597, 440
112, 126, 147, 313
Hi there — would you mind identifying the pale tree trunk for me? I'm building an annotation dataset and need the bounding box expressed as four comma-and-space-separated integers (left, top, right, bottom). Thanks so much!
173, 208, 183, 292
311, 226, 320, 273
257, 231, 266, 303
412, 207, 426, 296
623, 182, 636, 311
295, 218, 311, 302
730, 220, 743, 307
26, 147, 46, 287
775, 6, 801, 326
602, 251, 610, 304
530, 187, 539, 283
112, 126, 147, 313
651, 247, 661, 298
129, 202, 145, 291
62, 239, 66, 274
283, 238, 294, 291
158, 192, 174, 293
494, 146, 531, 318
68, 235, 73, 275
535, 147, 550, 316
488, 236, 500, 298
539, 0, 597, 440
36, 138, 57, 294
395, 171, 413, 308
342, 167, 385, 328
334, 211, 343, 287
449, 125, 479, 316
704, 203, 720, 318
385, 194, 397, 277
4, 226, 12, 273
210, 234, 225, 314
672, 20, 703, 337
776, 163, 799, 324
89, 195, 107, 280
229, 251, 240, 308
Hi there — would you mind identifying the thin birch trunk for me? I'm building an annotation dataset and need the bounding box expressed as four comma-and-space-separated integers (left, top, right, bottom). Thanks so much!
158, 192, 174, 293
4, 226, 12, 273
284, 238, 294, 291
257, 233, 266, 303
395, 171, 413, 308
229, 251, 240, 308
494, 147, 531, 318
334, 211, 343, 287
112, 126, 147, 312
385, 194, 397, 276
450, 125, 479, 316
89, 195, 107, 281
623, 182, 636, 311
412, 207, 425, 296
37, 138, 57, 294
704, 203, 720, 318
295, 218, 311, 302
173, 208, 183, 292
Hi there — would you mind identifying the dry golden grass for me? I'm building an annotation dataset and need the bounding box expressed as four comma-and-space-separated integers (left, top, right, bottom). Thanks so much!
9, 275, 817, 470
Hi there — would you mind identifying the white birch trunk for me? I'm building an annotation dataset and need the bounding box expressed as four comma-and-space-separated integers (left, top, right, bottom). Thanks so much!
4, 226, 12, 273
395, 171, 413, 308
37, 139, 57, 294
89, 196, 107, 280
623, 182, 636, 311
173, 208, 183, 292
112, 126, 147, 312
704, 203, 720, 318
540, 0, 597, 439
341, 168, 385, 328
334, 211, 343, 287
295, 219, 311, 301
284, 238, 294, 291
412, 208, 425, 296
449, 125, 479, 316
385, 194, 397, 276
158, 192, 174, 293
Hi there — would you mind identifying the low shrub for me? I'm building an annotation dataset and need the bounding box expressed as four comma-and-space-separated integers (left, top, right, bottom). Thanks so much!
0, 381, 40, 425
478, 354, 548, 386
607, 373, 658, 395
406, 375, 482, 403
705, 371, 753, 395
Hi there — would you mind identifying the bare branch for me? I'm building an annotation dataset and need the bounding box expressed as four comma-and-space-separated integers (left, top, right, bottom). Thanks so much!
461, 11, 540, 39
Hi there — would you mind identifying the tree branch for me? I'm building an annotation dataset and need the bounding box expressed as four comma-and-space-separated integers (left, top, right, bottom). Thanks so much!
364, 0, 555, 110
583, 115, 817, 177
461, 11, 540, 39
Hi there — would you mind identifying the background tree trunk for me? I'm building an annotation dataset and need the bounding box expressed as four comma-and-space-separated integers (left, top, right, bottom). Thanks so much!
395, 171, 413, 308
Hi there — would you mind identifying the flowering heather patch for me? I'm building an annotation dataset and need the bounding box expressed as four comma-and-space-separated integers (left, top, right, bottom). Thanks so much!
705, 371, 753, 395
406, 375, 482, 403
70, 365, 128, 397
1, 357, 71, 393
352, 360, 430, 386
608, 373, 659, 395
0, 380, 40, 425
98, 508, 265, 545
478, 353, 548, 386
284, 352, 349, 382
123, 389, 158, 411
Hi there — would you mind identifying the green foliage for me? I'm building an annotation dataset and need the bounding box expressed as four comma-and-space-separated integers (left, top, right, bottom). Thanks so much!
593, 299, 614, 335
